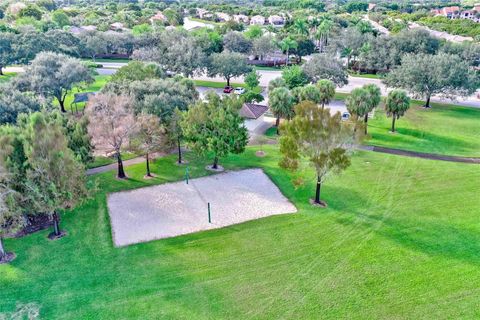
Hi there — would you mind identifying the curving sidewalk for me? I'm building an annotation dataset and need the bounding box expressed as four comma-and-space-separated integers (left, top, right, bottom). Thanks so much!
359, 145, 480, 164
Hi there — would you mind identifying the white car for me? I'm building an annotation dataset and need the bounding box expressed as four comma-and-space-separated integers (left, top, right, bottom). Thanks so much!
234, 87, 245, 95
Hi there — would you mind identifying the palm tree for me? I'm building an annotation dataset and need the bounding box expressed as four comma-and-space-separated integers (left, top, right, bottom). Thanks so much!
278, 37, 298, 66
346, 88, 370, 133
385, 90, 411, 133
268, 87, 295, 134
316, 79, 336, 109
362, 84, 381, 134
293, 19, 309, 36
316, 19, 333, 52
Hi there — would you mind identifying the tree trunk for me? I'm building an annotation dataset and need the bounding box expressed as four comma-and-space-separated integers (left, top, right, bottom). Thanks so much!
0, 66, 3, 76
226, 77, 230, 87
315, 176, 322, 204
425, 94, 431, 108
286, 49, 289, 66
145, 153, 151, 177
0, 237, 5, 261
59, 98, 66, 113
391, 115, 396, 133
52, 211, 61, 236
321, 102, 325, 110
117, 152, 126, 179
364, 113, 369, 135
212, 156, 219, 169
275, 116, 280, 134
177, 137, 182, 164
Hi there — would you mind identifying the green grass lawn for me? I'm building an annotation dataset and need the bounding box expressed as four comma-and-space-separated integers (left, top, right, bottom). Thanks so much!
1, 145, 480, 319
87, 152, 139, 169
0, 72, 17, 83
81, 58, 131, 64
62, 75, 111, 112
367, 101, 480, 157
193, 79, 246, 89
349, 72, 383, 79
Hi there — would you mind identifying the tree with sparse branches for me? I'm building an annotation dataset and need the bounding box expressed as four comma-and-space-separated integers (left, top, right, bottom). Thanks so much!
132, 113, 166, 178
385, 90, 411, 133
86, 94, 137, 179
181, 93, 248, 170
279, 101, 358, 206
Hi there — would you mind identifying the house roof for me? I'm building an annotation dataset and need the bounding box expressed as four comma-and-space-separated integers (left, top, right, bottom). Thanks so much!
240, 103, 268, 119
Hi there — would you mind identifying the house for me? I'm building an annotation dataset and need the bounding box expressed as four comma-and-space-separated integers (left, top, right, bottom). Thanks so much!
368, 3, 377, 11
197, 8, 209, 19
431, 6, 461, 19
250, 15, 266, 25
268, 15, 285, 26
233, 14, 249, 24
216, 12, 232, 22
240, 103, 269, 132
110, 22, 126, 31
150, 11, 166, 24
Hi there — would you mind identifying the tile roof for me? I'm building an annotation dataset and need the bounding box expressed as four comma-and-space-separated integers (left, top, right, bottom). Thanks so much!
240, 103, 268, 119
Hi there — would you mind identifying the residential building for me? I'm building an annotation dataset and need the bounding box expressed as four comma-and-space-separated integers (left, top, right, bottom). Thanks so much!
250, 15, 266, 25
268, 15, 285, 26
216, 12, 232, 22
150, 11, 166, 24
233, 14, 249, 24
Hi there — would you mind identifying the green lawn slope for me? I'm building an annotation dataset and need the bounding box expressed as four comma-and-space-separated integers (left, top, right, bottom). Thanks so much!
1, 146, 479, 319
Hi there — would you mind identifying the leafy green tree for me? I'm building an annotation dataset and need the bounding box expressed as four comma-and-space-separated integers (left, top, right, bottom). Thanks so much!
268, 77, 287, 92
208, 51, 252, 86
21, 112, 89, 239
245, 25, 263, 39
385, 90, 410, 133
52, 10, 70, 27
297, 84, 321, 104
362, 84, 381, 134
384, 53, 478, 108
316, 19, 333, 53
269, 87, 295, 133
181, 93, 248, 170
278, 37, 298, 66
18, 4, 43, 20
110, 61, 164, 83
252, 35, 276, 60
223, 31, 252, 54
282, 65, 309, 89
132, 113, 166, 177
14, 52, 93, 113
303, 54, 348, 86
107, 78, 198, 120
279, 101, 356, 206
0, 88, 42, 125
316, 79, 336, 109
243, 71, 264, 103
0, 32, 17, 76
0, 164, 23, 263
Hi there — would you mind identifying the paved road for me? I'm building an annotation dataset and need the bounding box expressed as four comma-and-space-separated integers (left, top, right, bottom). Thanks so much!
6, 63, 480, 108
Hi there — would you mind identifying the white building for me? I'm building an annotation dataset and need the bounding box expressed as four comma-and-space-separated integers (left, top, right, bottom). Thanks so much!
268, 15, 285, 26
250, 15, 266, 26
233, 14, 249, 24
